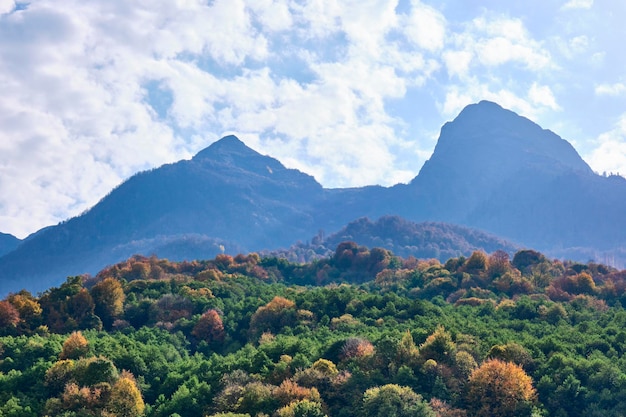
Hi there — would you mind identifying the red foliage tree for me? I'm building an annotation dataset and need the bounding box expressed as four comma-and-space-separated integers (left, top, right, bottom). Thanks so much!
192, 309, 225, 345
0, 300, 20, 329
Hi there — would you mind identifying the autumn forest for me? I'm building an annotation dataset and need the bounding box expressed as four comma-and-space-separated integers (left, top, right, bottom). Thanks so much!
2, 243, 626, 416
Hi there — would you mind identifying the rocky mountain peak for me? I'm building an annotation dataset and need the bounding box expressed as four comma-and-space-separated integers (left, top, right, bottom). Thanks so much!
427, 100, 592, 175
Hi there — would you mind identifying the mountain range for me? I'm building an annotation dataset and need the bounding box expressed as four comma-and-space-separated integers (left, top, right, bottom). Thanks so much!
2, 100, 626, 294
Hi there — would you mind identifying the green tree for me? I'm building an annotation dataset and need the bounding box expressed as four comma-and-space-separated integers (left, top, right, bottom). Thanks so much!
362, 384, 435, 417
419, 326, 456, 365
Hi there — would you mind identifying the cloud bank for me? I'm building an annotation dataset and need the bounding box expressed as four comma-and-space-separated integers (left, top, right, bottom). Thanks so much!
0, 0, 624, 237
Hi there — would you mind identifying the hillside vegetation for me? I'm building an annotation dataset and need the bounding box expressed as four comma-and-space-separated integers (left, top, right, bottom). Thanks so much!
2, 244, 626, 416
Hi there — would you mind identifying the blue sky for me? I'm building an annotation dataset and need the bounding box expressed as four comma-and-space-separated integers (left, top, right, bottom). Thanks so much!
0, 0, 625, 238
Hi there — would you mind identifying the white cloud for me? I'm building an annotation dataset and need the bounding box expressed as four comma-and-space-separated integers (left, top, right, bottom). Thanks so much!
438, 14, 557, 119
471, 17, 552, 70
440, 83, 544, 121
587, 114, 626, 176
442, 50, 473, 78
529, 83, 560, 110
247, 0, 293, 32
0, 0, 14, 14
569, 35, 589, 53
595, 83, 626, 96
562, 0, 594, 10
404, 0, 447, 52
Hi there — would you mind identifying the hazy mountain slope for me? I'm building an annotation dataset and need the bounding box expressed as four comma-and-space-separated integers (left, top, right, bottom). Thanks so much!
0, 136, 325, 293
404, 100, 593, 220
0, 232, 20, 257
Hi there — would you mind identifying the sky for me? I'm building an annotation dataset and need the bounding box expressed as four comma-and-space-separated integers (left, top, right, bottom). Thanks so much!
0, 0, 625, 239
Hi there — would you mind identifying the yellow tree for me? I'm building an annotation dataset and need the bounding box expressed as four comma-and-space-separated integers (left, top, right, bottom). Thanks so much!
91, 278, 125, 328
7, 291, 42, 325
249, 296, 297, 337
276, 399, 327, 417
60, 331, 89, 360
466, 359, 536, 417
107, 371, 145, 417
396, 330, 420, 367
464, 251, 488, 275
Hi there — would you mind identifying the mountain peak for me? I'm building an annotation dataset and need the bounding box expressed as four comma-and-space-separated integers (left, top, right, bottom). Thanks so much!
424, 101, 592, 176
193, 135, 261, 161
410, 101, 594, 222
448, 100, 540, 136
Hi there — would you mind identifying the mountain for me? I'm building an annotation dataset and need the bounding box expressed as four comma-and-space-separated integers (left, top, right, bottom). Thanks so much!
323, 216, 519, 260
264, 216, 519, 263
0, 135, 326, 293
3, 101, 626, 294
407, 100, 593, 220
404, 101, 626, 257
0, 232, 20, 257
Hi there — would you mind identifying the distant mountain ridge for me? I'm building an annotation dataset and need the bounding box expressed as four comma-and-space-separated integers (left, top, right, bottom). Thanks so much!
2, 101, 626, 294
263, 216, 519, 263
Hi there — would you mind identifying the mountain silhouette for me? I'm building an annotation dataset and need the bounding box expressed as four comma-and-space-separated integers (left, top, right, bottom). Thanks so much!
2, 101, 626, 294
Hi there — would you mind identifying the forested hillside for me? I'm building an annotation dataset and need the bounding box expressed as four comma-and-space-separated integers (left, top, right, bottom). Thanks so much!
263, 216, 519, 264
2, 244, 626, 416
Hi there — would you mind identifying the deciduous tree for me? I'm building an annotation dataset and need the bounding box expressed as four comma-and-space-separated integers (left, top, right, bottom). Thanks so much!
60, 331, 89, 360
192, 309, 225, 345
466, 359, 536, 417
107, 371, 145, 417
91, 278, 125, 328
362, 384, 435, 417
249, 296, 297, 337
0, 300, 20, 330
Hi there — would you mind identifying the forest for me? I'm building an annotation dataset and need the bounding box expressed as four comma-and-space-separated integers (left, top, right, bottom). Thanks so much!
2, 242, 626, 416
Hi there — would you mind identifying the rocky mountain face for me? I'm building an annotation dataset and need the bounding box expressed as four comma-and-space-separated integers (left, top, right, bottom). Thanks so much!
2, 101, 626, 294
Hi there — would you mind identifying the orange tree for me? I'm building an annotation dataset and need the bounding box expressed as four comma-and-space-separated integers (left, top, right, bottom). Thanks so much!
466, 359, 536, 417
